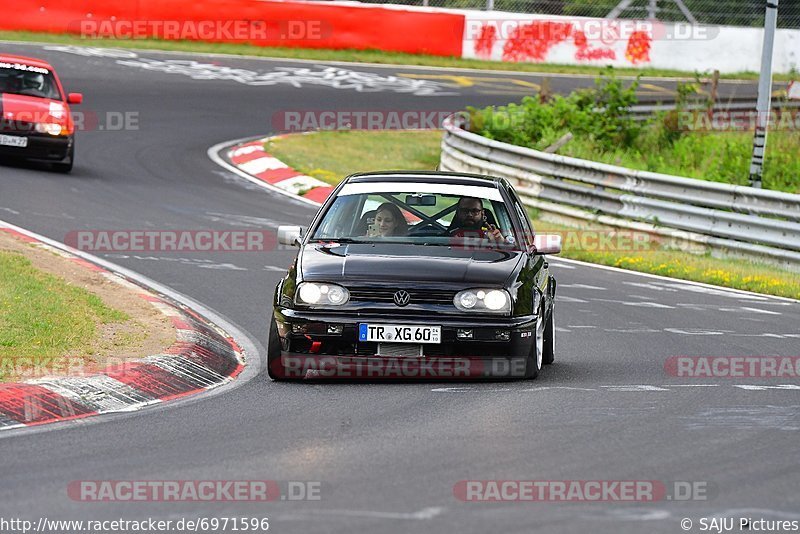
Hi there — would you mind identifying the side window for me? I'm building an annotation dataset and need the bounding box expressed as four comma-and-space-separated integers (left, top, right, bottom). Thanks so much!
509, 189, 534, 247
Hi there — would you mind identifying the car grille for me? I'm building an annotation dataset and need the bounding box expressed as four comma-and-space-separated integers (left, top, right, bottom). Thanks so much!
347, 287, 456, 306
0, 120, 36, 134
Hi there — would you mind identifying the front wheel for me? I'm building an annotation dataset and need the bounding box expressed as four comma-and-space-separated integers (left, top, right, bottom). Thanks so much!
267, 318, 293, 381
52, 139, 74, 173
523, 309, 545, 379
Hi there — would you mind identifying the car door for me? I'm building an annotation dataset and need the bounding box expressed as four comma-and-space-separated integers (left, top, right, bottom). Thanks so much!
506, 185, 552, 317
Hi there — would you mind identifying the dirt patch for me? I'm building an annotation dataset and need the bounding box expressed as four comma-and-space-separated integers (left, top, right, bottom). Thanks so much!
0, 230, 176, 381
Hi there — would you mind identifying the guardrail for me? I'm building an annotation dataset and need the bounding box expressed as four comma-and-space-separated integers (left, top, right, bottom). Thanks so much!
629, 99, 800, 121
440, 114, 800, 268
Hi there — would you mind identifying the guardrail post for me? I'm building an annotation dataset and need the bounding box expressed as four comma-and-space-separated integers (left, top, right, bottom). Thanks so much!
749, 0, 780, 189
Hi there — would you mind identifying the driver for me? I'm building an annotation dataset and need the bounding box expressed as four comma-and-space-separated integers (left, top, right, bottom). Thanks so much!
21, 72, 45, 94
448, 197, 507, 243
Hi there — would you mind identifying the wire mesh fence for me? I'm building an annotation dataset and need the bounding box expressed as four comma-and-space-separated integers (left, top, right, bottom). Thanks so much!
364, 0, 800, 28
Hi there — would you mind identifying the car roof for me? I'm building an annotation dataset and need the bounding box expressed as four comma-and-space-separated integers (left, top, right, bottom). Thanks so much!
345, 171, 503, 188
0, 54, 55, 71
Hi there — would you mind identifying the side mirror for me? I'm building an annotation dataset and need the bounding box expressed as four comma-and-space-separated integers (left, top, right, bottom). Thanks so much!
533, 234, 562, 255
67, 93, 83, 105
278, 225, 304, 247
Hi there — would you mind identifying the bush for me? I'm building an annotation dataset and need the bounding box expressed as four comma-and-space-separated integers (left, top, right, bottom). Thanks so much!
466, 68, 800, 193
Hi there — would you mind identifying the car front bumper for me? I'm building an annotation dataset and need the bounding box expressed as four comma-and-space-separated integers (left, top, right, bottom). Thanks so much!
273, 307, 538, 379
0, 133, 72, 161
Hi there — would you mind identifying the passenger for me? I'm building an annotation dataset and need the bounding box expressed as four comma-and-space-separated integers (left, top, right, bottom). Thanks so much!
367, 202, 408, 237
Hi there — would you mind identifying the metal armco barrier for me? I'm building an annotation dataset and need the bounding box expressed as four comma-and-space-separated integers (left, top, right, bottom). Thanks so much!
440, 114, 800, 267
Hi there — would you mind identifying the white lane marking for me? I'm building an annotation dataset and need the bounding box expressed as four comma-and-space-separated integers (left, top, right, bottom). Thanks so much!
549, 262, 575, 269
661, 384, 720, 387
42, 45, 139, 58
566, 325, 596, 329
197, 263, 247, 271
664, 328, 726, 335
548, 256, 799, 303
653, 281, 770, 300
276, 507, 444, 521
115, 57, 456, 96
740, 306, 782, 316
35, 42, 737, 82
521, 386, 598, 391
683, 406, 800, 431
432, 385, 800, 393
264, 265, 289, 272
603, 328, 660, 333
203, 211, 282, 228
592, 298, 674, 309
0, 207, 20, 215
622, 281, 677, 292
557, 296, 588, 303
103, 254, 248, 270
734, 385, 800, 390
559, 283, 606, 290
555, 327, 572, 332
597, 509, 672, 521
601, 385, 670, 392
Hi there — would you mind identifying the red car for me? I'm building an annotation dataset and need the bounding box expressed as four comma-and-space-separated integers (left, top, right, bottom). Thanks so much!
0, 54, 82, 172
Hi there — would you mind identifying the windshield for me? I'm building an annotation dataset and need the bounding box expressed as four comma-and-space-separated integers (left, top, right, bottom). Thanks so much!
0, 62, 62, 100
310, 183, 520, 248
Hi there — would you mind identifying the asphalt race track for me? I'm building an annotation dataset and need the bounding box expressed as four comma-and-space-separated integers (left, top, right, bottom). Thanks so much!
0, 42, 798, 533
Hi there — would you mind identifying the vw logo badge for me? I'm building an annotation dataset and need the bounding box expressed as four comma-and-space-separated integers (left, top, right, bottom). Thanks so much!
393, 290, 411, 307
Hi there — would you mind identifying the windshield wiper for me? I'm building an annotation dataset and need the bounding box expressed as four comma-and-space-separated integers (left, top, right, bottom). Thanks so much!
309, 237, 369, 244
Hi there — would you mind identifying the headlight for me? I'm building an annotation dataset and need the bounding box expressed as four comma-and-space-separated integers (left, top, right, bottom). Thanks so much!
453, 288, 511, 314
296, 282, 350, 307
35, 123, 63, 136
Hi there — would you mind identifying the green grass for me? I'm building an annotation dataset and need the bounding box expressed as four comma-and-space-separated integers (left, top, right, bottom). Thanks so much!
531, 218, 800, 299
263, 129, 800, 299
549, 130, 800, 194
266, 130, 442, 185
469, 79, 800, 193
2, 29, 795, 81
0, 252, 129, 381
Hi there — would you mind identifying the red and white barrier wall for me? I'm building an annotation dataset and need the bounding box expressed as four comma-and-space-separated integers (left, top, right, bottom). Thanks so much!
3, 1, 798, 73
2, 0, 464, 57
461, 11, 800, 74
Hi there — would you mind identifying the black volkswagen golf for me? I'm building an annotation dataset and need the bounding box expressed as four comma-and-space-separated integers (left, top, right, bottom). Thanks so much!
269, 171, 561, 381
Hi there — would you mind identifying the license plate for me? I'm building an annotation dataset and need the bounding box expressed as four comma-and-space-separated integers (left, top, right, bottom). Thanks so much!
0, 135, 28, 148
359, 324, 441, 344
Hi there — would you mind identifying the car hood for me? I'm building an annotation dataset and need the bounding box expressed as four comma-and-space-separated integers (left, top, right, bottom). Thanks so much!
0, 93, 70, 126
300, 243, 523, 286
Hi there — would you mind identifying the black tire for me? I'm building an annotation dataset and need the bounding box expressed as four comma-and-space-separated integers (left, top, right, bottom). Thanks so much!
52, 141, 74, 173
523, 308, 545, 379
542, 305, 555, 365
267, 318, 291, 381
